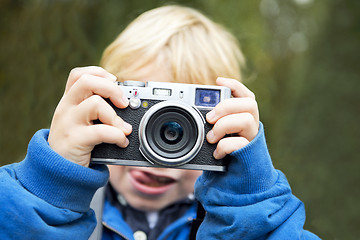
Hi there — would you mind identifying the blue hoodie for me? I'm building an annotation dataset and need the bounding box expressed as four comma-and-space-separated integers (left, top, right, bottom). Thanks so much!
0, 123, 320, 239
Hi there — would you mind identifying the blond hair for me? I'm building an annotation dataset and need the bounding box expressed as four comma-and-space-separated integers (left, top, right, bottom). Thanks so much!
100, 5, 245, 85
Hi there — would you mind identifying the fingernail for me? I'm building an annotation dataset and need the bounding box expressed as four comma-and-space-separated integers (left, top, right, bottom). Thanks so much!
109, 73, 117, 81
207, 130, 215, 142
216, 77, 227, 83
206, 110, 216, 122
124, 138, 129, 147
122, 95, 129, 105
123, 122, 132, 132
213, 149, 220, 159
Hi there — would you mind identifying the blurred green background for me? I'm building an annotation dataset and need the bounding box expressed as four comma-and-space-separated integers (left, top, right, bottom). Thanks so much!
0, 0, 359, 239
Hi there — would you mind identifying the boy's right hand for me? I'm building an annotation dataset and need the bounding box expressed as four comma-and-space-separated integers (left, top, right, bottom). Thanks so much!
48, 66, 132, 167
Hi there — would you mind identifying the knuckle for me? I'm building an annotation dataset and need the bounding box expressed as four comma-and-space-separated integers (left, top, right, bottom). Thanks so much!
88, 65, 101, 70
70, 67, 81, 74
212, 118, 225, 134
217, 138, 235, 155
89, 66, 103, 71
88, 95, 104, 107
69, 67, 82, 78
77, 73, 92, 83
236, 137, 250, 149
242, 112, 255, 126
75, 74, 95, 89
214, 101, 226, 114
246, 97, 258, 110
217, 139, 228, 151
110, 111, 121, 126
240, 137, 250, 146
249, 91, 256, 99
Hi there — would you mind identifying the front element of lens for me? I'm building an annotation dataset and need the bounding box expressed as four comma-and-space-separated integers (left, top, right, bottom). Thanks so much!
139, 101, 205, 167
160, 121, 184, 144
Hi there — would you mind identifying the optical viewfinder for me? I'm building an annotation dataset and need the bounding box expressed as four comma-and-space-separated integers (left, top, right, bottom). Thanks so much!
195, 89, 220, 107
153, 88, 172, 96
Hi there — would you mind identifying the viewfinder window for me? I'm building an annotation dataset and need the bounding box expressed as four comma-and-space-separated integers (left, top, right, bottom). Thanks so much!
195, 89, 220, 107
153, 88, 172, 96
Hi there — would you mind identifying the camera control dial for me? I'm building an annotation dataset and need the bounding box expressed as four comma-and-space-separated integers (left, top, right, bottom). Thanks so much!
123, 80, 146, 87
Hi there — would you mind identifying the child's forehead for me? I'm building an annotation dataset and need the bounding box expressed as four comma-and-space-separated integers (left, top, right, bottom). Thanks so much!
119, 63, 173, 84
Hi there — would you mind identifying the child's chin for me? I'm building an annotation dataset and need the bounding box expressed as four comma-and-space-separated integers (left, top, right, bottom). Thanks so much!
129, 197, 173, 212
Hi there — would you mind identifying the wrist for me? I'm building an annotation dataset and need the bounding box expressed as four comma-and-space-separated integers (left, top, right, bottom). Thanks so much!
15, 129, 109, 212
195, 122, 278, 203
228, 121, 278, 194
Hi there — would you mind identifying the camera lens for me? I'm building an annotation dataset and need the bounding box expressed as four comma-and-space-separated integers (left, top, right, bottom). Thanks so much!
139, 101, 205, 166
146, 107, 197, 159
160, 121, 183, 144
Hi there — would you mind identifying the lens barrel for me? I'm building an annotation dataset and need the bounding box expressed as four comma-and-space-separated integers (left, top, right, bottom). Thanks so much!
139, 101, 205, 166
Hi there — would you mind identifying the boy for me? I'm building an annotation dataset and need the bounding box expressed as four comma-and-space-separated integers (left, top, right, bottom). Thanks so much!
0, 5, 320, 240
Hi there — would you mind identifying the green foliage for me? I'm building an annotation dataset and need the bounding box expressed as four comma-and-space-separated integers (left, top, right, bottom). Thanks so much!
0, 0, 359, 238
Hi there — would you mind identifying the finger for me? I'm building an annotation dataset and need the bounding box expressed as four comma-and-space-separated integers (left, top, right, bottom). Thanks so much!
213, 137, 249, 159
216, 77, 255, 99
65, 74, 129, 108
76, 95, 132, 135
206, 113, 258, 143
85, 124, 130, 148
206, 97, 259, 124
65, 66, 117, 94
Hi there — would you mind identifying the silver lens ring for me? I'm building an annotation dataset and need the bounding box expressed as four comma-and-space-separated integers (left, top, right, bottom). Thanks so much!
139, 100, 205, 166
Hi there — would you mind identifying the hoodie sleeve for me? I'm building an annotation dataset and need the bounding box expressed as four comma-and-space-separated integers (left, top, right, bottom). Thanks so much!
194, 122, 321, 240
0, 129, 109, 240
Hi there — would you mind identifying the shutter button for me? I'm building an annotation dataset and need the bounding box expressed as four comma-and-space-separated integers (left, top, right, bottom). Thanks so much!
134, 230, 147, 240
129, 97, 141, 109
129, 89, 141, 109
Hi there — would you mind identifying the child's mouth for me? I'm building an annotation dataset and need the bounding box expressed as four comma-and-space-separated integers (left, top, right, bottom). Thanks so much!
129, 169, 176, 195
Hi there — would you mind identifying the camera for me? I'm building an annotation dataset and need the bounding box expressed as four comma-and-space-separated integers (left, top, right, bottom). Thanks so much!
91, 80, 231, 172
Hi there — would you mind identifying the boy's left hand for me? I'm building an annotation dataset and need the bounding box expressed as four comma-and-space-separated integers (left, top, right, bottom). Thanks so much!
206, 77, 260, 159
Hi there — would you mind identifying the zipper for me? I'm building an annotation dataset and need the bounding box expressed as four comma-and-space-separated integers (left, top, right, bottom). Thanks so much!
102, 221, 131, 240
102, 205, 195, 240
102, 216, 194, 240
